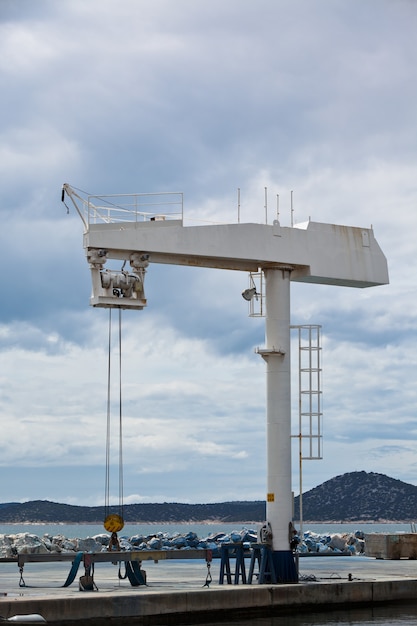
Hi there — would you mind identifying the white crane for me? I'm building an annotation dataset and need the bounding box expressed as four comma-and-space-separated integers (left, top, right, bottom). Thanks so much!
63, 184, 389, 582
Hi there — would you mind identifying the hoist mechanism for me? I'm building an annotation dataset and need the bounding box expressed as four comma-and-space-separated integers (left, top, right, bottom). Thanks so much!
61, 185, 151, 533
88, 250, 148, 310
61, 184, 148, 310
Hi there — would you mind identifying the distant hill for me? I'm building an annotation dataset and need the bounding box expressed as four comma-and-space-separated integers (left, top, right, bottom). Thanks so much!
0, 472, 416, 523
293, 471, 417, 522
0, 499, 265, 524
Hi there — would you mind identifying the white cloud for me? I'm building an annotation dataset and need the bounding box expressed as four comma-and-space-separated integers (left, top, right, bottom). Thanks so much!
0, 126, 80, 194
0, 0, 416, 506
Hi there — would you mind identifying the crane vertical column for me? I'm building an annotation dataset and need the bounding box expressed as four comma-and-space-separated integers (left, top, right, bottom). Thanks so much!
260, 266, 298, 582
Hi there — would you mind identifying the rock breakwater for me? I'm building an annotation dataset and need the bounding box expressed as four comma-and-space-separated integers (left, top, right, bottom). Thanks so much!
0, 528, 365, 558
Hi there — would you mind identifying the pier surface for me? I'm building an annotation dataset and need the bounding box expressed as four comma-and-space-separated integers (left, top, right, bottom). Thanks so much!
1, 555, 417, 624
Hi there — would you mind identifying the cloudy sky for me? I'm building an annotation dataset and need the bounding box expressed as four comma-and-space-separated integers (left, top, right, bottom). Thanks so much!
1, 0, 416, 508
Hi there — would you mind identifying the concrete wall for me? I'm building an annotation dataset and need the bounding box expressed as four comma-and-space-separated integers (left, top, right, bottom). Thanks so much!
2, 579, 417, 625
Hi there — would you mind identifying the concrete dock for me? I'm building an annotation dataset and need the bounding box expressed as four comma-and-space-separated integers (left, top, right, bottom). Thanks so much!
1, 555, 417, 624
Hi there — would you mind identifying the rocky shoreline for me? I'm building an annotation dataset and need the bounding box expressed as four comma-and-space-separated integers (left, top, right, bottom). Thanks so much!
0, 528, 366, 558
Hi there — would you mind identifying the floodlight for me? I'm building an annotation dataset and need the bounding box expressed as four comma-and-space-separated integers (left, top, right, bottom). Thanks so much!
242, 287, 257, 301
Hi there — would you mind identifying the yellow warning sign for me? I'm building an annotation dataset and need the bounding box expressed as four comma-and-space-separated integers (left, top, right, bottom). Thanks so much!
267, 493, 275, 502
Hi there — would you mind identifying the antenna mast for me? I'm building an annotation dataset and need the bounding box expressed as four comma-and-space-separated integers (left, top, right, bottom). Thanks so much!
291, 190, 294, 227
264, 187, 268, 224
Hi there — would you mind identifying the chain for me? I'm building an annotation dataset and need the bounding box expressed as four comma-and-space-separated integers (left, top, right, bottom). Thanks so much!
19, 566, 26, 587
203, 561, 212, 588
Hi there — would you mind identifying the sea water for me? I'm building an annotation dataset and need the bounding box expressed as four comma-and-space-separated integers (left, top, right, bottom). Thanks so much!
0, 521, 413, 538
186, 606, 417, 626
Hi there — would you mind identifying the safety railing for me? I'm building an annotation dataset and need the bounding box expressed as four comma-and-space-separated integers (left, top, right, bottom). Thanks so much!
86, 192, 183, 225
